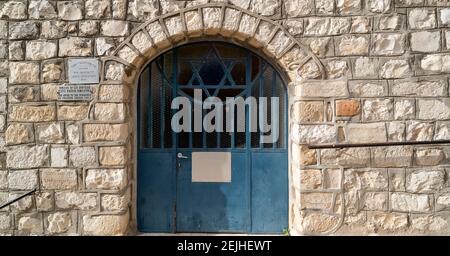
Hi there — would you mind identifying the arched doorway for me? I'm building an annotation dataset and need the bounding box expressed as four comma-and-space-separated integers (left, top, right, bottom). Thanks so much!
137, 42, 288, 233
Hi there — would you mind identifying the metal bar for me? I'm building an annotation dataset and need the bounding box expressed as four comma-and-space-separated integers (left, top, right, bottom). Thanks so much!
160, 57, 165, 148
307, 140, 450, 149
0, 189, 36, 210
259, 60, 263, 149
272, 69, 276, 149
148, 65, 153, 148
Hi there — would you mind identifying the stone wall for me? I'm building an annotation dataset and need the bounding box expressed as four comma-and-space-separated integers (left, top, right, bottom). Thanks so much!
0, 0, 450, 235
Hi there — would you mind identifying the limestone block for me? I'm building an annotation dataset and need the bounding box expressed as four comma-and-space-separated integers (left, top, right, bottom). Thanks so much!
101, 20, 128, 37
83, 124, 128, 142
391, 193, 432, 212
295, 124, 336, 144
79, 20, 99, 36
293, 101, 324, 123
394, 99, 415, 120
388, 122, 405, 142
50, 146, 68, 167
69, 147, 96, 167
336, 0, 362, 15
406, 121, 434, 141
85, 0, 110, 19
8, 170, 38, 190
336, 35, 369, 55
57, 1, 83, 21
82, 212, 129, 235
0, 0, 27, 20
316, 0, 334, 15
98, 84, 129, 102
410, 215, 448, 233
299, 169, 322, 190
59, 37, 93, 57
390, 79, 446, 96
417, 99, 450, 120
321, 148, 370, 167
353, 57, 379, 79
40, 169, 77, 190
57, 105, 89, 121
99, 146, 127, 166
5, 123, 34, 145
410, 31, 440, 52
349, 81, 387, 97
296, 80, 347, 98
101, 191, 130, 211
36, 192, 53, 211
285, 0, 314, 17
406, 169, 445, 192
389, 168, 405, 191
41, 21, 68, 39
29, 0, 57, 19
85, 168, 127, 190
95, 38, 115, 56
55, 192, 97, 210
366, 212, 408, 232
9, 62, 39, 84
372, 33, 405, 55
36, 122, 64, 143
336, 100, 360, 117
346, 123, 387, 143
364, 192, 388, 211
6, 145, 49, 169
300, 192, 334, 210
408, 9, 436, 29
380, 59, 411, 78
363, 99, 393, 121
46, 212, 73, 234
17, 214, 43, 235
127, 0, 159, 22
371, 146, 413, 167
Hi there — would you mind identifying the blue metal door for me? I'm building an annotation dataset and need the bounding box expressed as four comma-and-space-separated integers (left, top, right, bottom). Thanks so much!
137, 42, 288, 233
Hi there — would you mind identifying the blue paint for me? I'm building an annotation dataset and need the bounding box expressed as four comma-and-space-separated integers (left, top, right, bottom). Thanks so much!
137, 42, 288, 233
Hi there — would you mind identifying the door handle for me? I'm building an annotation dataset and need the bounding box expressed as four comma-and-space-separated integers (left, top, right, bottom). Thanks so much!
177, 153, 188, 159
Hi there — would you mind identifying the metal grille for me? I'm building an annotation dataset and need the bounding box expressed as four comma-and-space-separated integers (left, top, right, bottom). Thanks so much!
139, 42, 287, 150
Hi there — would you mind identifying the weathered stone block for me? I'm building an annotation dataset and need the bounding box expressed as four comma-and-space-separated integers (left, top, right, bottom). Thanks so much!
85, 0, 110, 19
285, 0, 314, 17
36, 122, 64, 143
17, 214, 43, 235
372, 33, 405, 55
59, 37, 93, 57
296, 80, 348, 98
349, 81, 387, 97
346, 123, 387, 143
380, 59, 412, 78
371, 146, 413, 167
300, 192, 334, 210
406, 121, 434, 141
388, 122, 405, 142
367, 212, 408, 232
336, 35, 369, 55
99, 146, 127, 166
391, 193, 432, 212
57, 1, 83, 21
40, 169, 77, 190
29, 0, 57, 19
50, 146, 68, 167
8, 170, 38, 190
85, 169, 127, 190
36, 192, 53, 212
336, 0, 362, 14
410, 215, 448, 233
57, 105, 89, 121
82, 212, 129, 235
408, 9, 436, 29
336, 100, 360, 117
46, 212, 73, 234
55, 192, 97, 210
83, 124, 128, 142
7, 145, 48, 169
101, 20, 128, 37
41, 21, 68, 39
364, 192, 388, 211
353, 57, 379, 79
25, 41, 57, 60
10, 104, 55, 122
79, 20, 99, 36
69, 146, 96, 167
391, 79, 446, 96
321, 148, 370, 167
5, 123, 34, 145
66, 124, 80, 144
410, 31, 440, 52
406, 169, 445, 192
293, 101, 324, 123
363, 99, 393, 121
417, 99, 450, 120
101, 191, 130, 211
98, 84, 128, 102
94, 103, 125, 121
9, 62, 39, 84
9, 21, 39, 39
300, 169, 322, 190
394, 99, 415, 120
389, 168, 406, 191
295, 124, 336, 144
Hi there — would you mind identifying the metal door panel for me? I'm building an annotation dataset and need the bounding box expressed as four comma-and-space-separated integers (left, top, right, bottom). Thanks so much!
137, 151, 175, 232
176, 151, 250, 232
251, 152, 288, 233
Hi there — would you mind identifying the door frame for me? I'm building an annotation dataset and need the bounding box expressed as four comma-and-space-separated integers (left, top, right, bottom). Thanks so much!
132, 39, 292, 234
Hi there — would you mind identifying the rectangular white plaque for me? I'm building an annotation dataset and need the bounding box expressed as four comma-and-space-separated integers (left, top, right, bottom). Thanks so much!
192, 152, 231, 183
68, 58, 99, 84
57, 85, 93, 101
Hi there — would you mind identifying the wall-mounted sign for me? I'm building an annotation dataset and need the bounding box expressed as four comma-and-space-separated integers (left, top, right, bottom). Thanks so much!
57, 85, 93, 101
68, 58, 99, 84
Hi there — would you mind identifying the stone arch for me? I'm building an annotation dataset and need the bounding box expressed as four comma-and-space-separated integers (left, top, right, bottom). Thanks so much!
100, 2, 325, 85
98, 2, 326, 234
